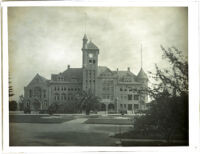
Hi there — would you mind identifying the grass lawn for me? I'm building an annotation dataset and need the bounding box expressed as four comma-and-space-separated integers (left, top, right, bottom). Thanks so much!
9, 115, 74, 123
84, 118, 133, 125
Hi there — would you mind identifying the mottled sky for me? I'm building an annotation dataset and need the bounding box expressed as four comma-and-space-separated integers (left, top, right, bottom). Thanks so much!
8, 7, 188, 101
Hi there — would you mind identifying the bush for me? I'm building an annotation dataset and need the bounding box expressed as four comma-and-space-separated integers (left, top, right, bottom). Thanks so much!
48, 103, 58, 115
24, 107, 31, 114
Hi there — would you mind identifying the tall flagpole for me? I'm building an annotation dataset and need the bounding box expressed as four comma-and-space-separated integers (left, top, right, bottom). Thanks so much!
84, 12, 87, 34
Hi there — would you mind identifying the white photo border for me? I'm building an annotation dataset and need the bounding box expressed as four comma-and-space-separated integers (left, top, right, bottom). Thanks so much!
1, 0, 200, 153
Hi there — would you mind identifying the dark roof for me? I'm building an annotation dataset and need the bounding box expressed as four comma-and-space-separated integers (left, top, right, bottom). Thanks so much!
83, 34, 88, 40
112, 70, 137, 78
37, 74, 48, 82
86, 41, 99, 50
26, 73, 48, 87
62, 68, 83, 82
97, 66, 111, 76
137, 68, 148, 79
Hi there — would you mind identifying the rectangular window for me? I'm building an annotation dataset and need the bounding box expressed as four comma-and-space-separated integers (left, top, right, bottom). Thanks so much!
93, 60, 96, 64
120, 104, 123, 108
120, 88, 123, 91
89, 60, 92, 64
134, 95, 139, 100
134, 104, 139, 110
128, 94, 132, 100
128, 104, 132, 110
124, 104, 126, 108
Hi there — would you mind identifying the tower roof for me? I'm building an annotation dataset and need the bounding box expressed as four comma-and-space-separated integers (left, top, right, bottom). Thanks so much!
87, 41, 99, 50
83, 34, 88, 40
137, 68, 148, 79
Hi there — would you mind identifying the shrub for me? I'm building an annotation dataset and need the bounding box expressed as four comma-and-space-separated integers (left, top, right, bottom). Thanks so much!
9, 101, 17, 111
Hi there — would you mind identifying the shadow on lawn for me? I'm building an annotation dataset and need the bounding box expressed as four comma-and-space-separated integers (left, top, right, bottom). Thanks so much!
9, 115, 74, 123
34, 131, 117, 146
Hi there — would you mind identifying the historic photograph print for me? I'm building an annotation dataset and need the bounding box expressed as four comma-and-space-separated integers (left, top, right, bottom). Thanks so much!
8, 7, 188, 146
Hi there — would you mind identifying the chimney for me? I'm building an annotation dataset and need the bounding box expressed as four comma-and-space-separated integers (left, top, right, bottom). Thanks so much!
68, 65, 70, 69
128, 67, 130, 72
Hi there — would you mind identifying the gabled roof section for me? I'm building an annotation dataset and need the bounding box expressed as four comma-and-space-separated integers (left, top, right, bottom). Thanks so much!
62, 68, 83, 82
87, 41, 99, 50
26, 73, 48, 87
137, 68, 148, 79
97, 66, 112, 76
113, 70, 137, 79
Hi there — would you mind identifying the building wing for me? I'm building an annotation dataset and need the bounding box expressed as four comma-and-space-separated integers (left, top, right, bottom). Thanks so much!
26, 74, 49, 87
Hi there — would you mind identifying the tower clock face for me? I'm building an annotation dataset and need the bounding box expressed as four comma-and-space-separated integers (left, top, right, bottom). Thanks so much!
89, 53, 93, 58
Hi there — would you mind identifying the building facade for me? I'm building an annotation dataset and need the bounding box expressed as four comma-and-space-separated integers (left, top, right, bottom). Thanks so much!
24, 34, 148, 113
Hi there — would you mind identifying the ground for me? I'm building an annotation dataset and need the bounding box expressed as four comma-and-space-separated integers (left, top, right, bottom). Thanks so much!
9, 113, 133, 146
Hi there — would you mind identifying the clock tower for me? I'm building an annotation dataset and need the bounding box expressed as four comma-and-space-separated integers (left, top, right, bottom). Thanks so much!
82, 34, 99, 94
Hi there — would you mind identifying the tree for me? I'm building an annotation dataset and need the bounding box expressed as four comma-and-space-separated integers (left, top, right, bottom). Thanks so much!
9, 100, 17, 111
133, 46, 188, 143
9, 73, 17, 111
18, 95, 25, 111
9, 73, 14, 98
74, 90, 100, 115
48, 103, 59, 115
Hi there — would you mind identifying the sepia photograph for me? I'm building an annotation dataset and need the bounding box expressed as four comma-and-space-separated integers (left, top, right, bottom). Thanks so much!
6, 6, 189, 147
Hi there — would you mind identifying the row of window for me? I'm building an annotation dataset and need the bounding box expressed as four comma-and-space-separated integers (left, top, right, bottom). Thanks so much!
120, 94, 139, 100
85, 80, 95, 83
120, 87, 138, 92
120, 104, 139, 110
57, 76, 64, 81
29, 89, 46, 98
54, 94, 74, 101
102, 95, 114, 100
54, 86, 81, 92
102, 86, 114, 91
89, 59, 96, 64
119, 78, 132, 82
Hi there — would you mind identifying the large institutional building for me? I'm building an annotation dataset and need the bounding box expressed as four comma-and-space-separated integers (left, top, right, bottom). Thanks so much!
24, 34, 148, 113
